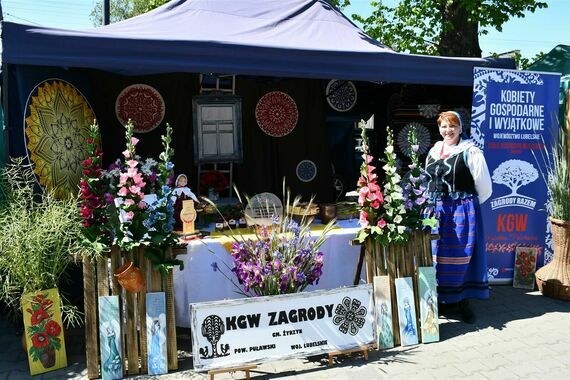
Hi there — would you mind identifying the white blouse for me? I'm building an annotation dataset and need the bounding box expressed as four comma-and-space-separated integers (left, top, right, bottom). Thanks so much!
427, 139, 493, 204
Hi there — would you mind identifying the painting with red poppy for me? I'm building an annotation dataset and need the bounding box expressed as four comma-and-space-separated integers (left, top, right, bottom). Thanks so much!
513, 247, 538, 290
21, 288, 67, 375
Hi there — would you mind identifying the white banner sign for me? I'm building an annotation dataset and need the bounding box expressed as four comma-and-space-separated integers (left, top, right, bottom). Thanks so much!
190, 285, 375, 371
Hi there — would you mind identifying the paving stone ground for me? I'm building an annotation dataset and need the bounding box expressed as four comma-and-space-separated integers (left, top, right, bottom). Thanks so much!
1, 285, 569, 379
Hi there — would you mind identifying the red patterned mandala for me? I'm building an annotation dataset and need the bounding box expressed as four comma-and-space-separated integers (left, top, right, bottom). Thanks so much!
115, 84, 165, 133
255, 91, 298, 137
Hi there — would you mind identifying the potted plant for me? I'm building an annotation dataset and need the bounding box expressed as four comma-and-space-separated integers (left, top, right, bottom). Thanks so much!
534, 127, 570, 300
0, 159, 83, 340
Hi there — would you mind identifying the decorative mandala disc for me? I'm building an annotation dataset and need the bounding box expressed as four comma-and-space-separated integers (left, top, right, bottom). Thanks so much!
326, 80, 357, 112
397, 122, 431, 157
24, 79, 96, 199
418, 104, 440, 118
296, 160, 317, 182
255, 91, 298, 137
115, 84, 165, 133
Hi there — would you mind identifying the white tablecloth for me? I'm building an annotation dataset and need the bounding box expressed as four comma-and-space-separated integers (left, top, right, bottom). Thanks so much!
173, 220, 364, 327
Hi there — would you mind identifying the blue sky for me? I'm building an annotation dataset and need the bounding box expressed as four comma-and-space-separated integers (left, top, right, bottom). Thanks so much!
2, 0, 568, 60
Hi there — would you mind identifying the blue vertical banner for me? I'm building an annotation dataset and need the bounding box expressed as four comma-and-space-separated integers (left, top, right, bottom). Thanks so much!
471, 68, 561, 282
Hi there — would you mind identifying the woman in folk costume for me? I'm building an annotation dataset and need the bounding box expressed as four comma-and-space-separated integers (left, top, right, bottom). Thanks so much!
425, 111, 492, 323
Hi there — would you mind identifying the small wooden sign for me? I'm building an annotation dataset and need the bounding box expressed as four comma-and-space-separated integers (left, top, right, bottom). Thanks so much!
513, 247, 538, 290
395, 277, 419, 346
98, 296, 123, 380
22, 288, 68, 376
418, 267, 439, 343
146, 292, 168, 375
181, 200, 196, 234
373, 276, 394, 349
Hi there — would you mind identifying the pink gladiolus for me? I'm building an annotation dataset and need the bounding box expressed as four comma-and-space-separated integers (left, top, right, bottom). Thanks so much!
359, 210, 369, 227
365, 154, 374, 164
119, 173, 129, 185
124, 211, 134, 221
127, 168, 138, 177
124, 199, 135, 206
131, 137, 139, 145
122, 149, 131, 158
133, 173, 144, 185
127, 159, 138, 168
377, 218, 387, 228
117, 187, 129, 197
370, 200, 381, 209
129, 186, 142, 195
138, 201, 148, 209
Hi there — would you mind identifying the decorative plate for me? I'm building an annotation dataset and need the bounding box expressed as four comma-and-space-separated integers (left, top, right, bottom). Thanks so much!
418, 104, 440, 118
115, 84, 165, 133
397, 122, 431, 157
326, 80, 357, 112
296, 160, 317, 182
255, 91, 298, 137
24, 79, 95, 199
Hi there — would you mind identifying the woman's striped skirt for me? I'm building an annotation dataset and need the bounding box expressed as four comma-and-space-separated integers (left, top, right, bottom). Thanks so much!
432, 196, 489, 303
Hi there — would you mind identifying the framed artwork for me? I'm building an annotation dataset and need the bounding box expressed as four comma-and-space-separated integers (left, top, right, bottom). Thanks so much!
395, 277, 419, 346
373, 276, 394, 349
513, 247, 538, 289
418, 267, 439, 343
146, 292, 168, 375
115, 84, 165, 133
22, 288, 68, 375
98, 296, 123, 380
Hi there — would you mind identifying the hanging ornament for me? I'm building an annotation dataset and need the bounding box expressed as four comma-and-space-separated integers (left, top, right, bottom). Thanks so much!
326, 80, 357, 112
296, 160, 317, 182
115, 84, 165, 133
255, 91, 298, 137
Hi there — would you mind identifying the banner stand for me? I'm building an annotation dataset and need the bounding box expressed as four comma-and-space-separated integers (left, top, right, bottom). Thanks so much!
327, 344, 375, 366
208, 364, 257, 380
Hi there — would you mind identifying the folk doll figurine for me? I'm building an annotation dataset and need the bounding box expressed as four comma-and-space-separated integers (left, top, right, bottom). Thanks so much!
173, 174, 198, 231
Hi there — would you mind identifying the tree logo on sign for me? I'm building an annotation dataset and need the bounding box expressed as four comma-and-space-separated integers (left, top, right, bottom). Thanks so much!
199, 315, 230, 359
492, 159, 539, 196
332, 297, 367, 336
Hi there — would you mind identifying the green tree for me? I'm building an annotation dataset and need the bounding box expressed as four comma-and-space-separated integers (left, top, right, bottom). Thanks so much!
350, 0, 547, 57
90, 0, 169, 26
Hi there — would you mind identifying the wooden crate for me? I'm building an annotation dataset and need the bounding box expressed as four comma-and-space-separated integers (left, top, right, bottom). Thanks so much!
363, 230, 434, 346
83, 246, 178, 379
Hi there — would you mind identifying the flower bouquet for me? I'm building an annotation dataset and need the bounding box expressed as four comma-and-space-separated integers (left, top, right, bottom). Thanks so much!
200, 170, 228, 197
210, 189, 335, 296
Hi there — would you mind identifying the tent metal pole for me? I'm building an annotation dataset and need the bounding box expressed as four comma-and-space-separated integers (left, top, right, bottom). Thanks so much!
103, 0, 110, 25
2, 63, 10, 164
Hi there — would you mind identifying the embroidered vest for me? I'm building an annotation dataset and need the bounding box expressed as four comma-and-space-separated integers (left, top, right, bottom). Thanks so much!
425, 149, 476, 197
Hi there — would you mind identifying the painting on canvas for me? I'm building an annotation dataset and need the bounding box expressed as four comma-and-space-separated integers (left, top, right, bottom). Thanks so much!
22, 288, 68, 375
513, 247, 538, 289
373, 276, 394, 349
146, 292, 168, 375
395, 277, 419, 346
418, 267, 439, 343
98, 296, 123, 380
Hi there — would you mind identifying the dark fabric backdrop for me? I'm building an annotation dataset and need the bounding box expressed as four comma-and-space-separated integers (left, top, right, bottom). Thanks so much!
235, 77, 334, 202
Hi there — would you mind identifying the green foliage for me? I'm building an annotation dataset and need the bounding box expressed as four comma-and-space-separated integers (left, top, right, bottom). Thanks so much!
90, 0, 170, 26
0, 159, 83, 326
352, 0, 547, 56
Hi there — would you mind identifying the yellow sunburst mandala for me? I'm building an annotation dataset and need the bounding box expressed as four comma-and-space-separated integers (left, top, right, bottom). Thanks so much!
25, 80, 95, 199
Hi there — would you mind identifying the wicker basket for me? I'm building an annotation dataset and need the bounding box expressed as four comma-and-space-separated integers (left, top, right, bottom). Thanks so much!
535, 217, 570, 300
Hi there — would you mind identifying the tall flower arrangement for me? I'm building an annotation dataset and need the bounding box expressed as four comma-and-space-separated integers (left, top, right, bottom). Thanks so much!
401, 127, 436, 230
143, 124, 184, 275
113, 121, 148, 251
356, 122, 385, 243
380, 127, 408, 244
79, 122, 111, 254
356, 123, 407, 245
